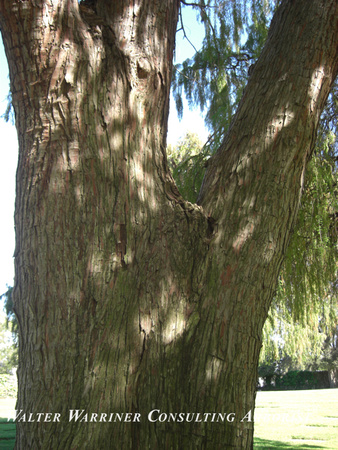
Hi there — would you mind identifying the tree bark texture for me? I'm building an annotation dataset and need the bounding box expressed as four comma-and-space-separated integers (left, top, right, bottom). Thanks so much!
0, 0, 337, 448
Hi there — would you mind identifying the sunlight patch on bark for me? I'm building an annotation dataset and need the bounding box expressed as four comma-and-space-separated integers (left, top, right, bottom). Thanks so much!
43, 3, 52, 28
162, 310, 186, 345
232, 216, 259, 253
309, 67, 325, 113
89, 254, 104, 275
264, 108, 295, 146
206, 356, 222, 382
139, 313, 153, 336
130, 158, 157, 210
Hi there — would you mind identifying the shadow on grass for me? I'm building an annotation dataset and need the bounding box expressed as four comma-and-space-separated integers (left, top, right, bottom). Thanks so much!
0, 418, 15, 450
254, 437, 326, 449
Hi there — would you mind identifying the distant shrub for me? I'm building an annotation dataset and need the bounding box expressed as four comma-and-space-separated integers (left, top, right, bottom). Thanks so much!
275, 371, 329, 390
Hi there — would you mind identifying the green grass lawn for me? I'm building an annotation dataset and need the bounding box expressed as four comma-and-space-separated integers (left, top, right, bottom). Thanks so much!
0, 398, 16, 450
254, 389, 338, 449
0, 390, 337, 449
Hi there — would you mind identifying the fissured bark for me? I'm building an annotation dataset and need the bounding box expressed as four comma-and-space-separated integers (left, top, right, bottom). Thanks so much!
0, 0, 337, 448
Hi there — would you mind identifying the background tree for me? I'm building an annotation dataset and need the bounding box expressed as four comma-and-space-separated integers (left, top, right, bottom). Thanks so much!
1, 286, 18, 344
167, 131, 207, 203
0, 305, 17, 398
0, 319, 17, 375
0, 0, 337, 448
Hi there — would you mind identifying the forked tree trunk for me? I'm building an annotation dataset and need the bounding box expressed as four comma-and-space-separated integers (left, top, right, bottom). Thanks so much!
0, 0, 337, 448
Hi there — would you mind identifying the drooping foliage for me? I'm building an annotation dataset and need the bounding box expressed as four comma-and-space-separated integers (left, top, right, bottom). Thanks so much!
173, 0, 279, 150
171, 0, 337, 372
167, 131, 207, 203
261, 83, 338, 371
277, 137, 337, 322
259, 294, 337, 374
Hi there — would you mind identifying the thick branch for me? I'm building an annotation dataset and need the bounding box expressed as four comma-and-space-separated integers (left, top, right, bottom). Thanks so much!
199, 0, 338, 233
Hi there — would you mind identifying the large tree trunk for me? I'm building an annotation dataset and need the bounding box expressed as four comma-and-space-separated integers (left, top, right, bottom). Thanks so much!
0, 0, 337, 448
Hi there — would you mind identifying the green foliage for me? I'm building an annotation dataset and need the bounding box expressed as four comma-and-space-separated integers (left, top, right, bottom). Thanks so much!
0, 287, 18, 375
0, 288, 17, 346
260, 79, 338, 373
0, 374, 17, 398
321, 326, 338, 371
173, 0, 278, 151
167, 131, 207, 203
0, 322, 17, 376
277, 139, 337, 322
274, 370, 328, 390
260, 302, 327, 373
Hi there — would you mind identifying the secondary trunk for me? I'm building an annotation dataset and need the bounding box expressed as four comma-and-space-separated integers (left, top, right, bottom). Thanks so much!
0, 0, 337, 448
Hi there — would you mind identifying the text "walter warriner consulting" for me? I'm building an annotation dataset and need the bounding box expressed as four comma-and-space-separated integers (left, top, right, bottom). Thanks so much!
11, 409, 253, 423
